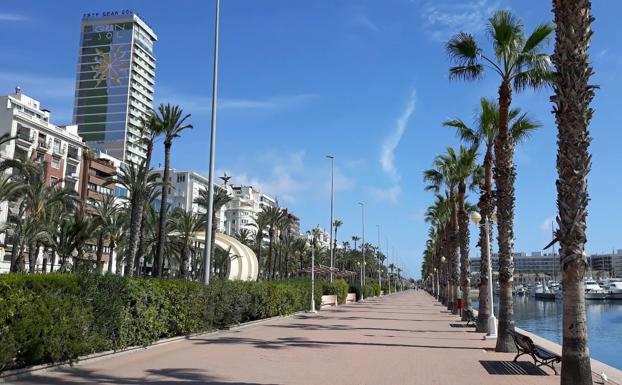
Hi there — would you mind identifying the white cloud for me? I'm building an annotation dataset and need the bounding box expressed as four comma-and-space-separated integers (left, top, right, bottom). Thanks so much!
420, 0, 504, 41
353, 15, 380, 33
380, 90, 416, 180
155, 91, 318, 115
540, 216, 555, 233
216, 151, 356, 206
0, 13, 28, 22
368, 185, 401, 203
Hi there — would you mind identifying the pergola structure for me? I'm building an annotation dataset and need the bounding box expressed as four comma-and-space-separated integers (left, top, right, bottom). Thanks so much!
298, 265, 358, 279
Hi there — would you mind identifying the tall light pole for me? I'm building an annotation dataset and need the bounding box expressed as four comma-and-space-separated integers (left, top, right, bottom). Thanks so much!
470, 211, 497, 339
377, 225, 381, 288
326, 155, 334, 282
203, 0, 220, 285
358, 202, 365, 300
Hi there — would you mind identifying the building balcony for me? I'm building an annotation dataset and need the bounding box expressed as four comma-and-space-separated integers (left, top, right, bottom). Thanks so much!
67, 147, 80, 160
37, 139, 50, 150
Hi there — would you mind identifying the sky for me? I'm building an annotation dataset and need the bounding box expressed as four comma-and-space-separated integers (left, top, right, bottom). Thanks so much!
1, 1, 621, 279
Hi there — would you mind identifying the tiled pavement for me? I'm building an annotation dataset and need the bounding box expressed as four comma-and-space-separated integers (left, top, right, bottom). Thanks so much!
5, 290, 606, 385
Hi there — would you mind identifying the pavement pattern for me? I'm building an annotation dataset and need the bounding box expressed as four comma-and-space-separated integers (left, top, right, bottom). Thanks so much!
5, 290, 589, 385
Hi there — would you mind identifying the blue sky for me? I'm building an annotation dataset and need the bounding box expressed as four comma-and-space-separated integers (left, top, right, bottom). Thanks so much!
1, 1, 621, 278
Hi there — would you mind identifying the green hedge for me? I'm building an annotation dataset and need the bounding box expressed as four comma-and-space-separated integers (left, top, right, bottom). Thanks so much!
349, 284, 377, 301
320, 279, 349, 304
0, 274, 322, 372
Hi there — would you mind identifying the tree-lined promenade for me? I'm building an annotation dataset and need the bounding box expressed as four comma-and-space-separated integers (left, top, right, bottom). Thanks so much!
422, 2, 596, 384
4, 291, 616, 385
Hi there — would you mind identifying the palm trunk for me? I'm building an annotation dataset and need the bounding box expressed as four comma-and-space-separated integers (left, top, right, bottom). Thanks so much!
9, 232, 20, 272
458, 183, 471, 320
449, 194, 459, 313
28, 241, 37, 273
267, 230, 274, 280
154, 143, 172, 277
96, 231, 105, 273
49, 247, 56, 273
494, 80, 517, 353
125, 193, 142, 276
476, 146, 494, 332
552, 1, 595, 382
108, 241, 116, 273
180, 244, 188, 279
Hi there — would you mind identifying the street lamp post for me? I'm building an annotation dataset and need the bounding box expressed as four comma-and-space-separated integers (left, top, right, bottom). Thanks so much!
470, 211, 497, 340
305, 232, 320, 314
203, 0, 221, 285
326, 155, 334, 282
377, 225, 381, 288
358, 202, 365, 300
440, 256, 447, 304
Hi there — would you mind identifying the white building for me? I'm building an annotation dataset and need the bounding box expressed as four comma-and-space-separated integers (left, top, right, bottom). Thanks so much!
152, 169, 228, 231
225, 185, 277, 238
0, 88, 85, 272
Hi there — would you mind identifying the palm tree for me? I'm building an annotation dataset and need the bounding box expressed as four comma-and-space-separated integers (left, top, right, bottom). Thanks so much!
234, 228, 254, 247
153, 103, 192, 277
424, 150, 460, 313
257, 206, 285, 279
351, 235, 360, 251
168, 208, 202, 278
109, 161, 159, 276
90, 194, 121, 273
106, 210, 127, 274
447, 10, 553, 352
444, 100, 539, 327
551, 1, 595, 382
333, 219, 343, 251
194, 187, 232, 279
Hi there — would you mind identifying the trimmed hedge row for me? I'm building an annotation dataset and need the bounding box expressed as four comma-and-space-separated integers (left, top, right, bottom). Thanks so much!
0, 274, 327, 372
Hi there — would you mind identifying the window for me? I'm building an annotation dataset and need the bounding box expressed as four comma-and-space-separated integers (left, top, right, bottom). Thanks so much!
50, 176, 59, 186
35, 152, 45, 163
53, 139, 61, 153
51, 158, 61, 169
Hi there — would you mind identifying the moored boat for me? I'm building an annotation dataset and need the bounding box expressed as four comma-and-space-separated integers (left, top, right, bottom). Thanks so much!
585, 279, 607, 300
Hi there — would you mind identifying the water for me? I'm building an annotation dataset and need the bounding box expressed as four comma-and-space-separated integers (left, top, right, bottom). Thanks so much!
478, 297, 622, 370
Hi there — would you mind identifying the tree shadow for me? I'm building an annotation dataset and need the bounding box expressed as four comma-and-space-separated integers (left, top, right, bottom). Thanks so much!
195, 336, 488, 351
7, 367, 273, 385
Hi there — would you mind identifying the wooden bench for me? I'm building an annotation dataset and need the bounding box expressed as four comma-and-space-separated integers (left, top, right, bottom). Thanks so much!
320, 295, 338, 309
345, 293, 357, 304
508, 330, 561, 374
463, 308, 477, 327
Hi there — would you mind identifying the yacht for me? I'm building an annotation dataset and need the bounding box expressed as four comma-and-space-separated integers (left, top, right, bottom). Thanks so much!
584, 279, 607, 300
605, 280, 622, 300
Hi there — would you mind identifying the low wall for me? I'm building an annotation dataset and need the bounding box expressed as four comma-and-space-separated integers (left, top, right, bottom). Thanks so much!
320, 295, 337, 309
345, 293, 356, 304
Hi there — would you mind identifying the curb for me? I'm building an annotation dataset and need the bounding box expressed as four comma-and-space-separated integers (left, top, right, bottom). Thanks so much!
0, 311, 307, 383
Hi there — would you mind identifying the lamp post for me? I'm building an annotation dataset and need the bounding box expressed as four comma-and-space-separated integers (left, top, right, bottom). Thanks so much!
203, 0, 221, 285
440, 256, 447, 304
470, 211, 497, 340
326, 155, 335, 282
358, 202, 365, 301
305, 232, 320, 314
377, 225, 381, 288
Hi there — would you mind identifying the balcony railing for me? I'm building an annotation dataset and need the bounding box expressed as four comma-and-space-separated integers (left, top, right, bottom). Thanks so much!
37, 139, 50, 150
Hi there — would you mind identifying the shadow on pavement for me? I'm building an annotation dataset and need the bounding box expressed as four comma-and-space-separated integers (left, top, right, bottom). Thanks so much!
7, 367, 273, 385
196, 336, 488, 351
479, 361, 549, 376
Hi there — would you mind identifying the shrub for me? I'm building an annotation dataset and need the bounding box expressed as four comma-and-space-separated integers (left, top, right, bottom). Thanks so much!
0, 274, 318, 372
320, 279, 349, 304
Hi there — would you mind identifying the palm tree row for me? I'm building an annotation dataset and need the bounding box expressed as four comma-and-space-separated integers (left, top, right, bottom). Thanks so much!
422, 4, 595, 383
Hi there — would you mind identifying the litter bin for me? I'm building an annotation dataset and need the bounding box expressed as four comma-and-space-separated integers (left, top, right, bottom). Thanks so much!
456, 298, 464, 316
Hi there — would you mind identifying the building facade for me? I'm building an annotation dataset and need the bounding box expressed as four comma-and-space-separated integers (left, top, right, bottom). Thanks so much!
470, 251, 560, 279
79, 151, 125, 202
73, 11, 157, 163
225, 185, 277, 238
0, 88, 86, 272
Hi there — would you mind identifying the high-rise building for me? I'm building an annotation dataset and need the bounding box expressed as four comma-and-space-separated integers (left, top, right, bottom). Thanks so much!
73, 10, 157, 164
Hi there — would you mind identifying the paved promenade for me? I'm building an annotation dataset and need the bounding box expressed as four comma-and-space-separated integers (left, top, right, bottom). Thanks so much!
5, 290, 602, 385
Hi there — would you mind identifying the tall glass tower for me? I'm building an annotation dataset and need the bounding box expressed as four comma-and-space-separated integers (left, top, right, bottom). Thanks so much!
73, 11, 157, 163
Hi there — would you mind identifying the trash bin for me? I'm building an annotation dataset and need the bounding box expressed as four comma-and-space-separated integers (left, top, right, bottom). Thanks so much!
456, 298, 464, 316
